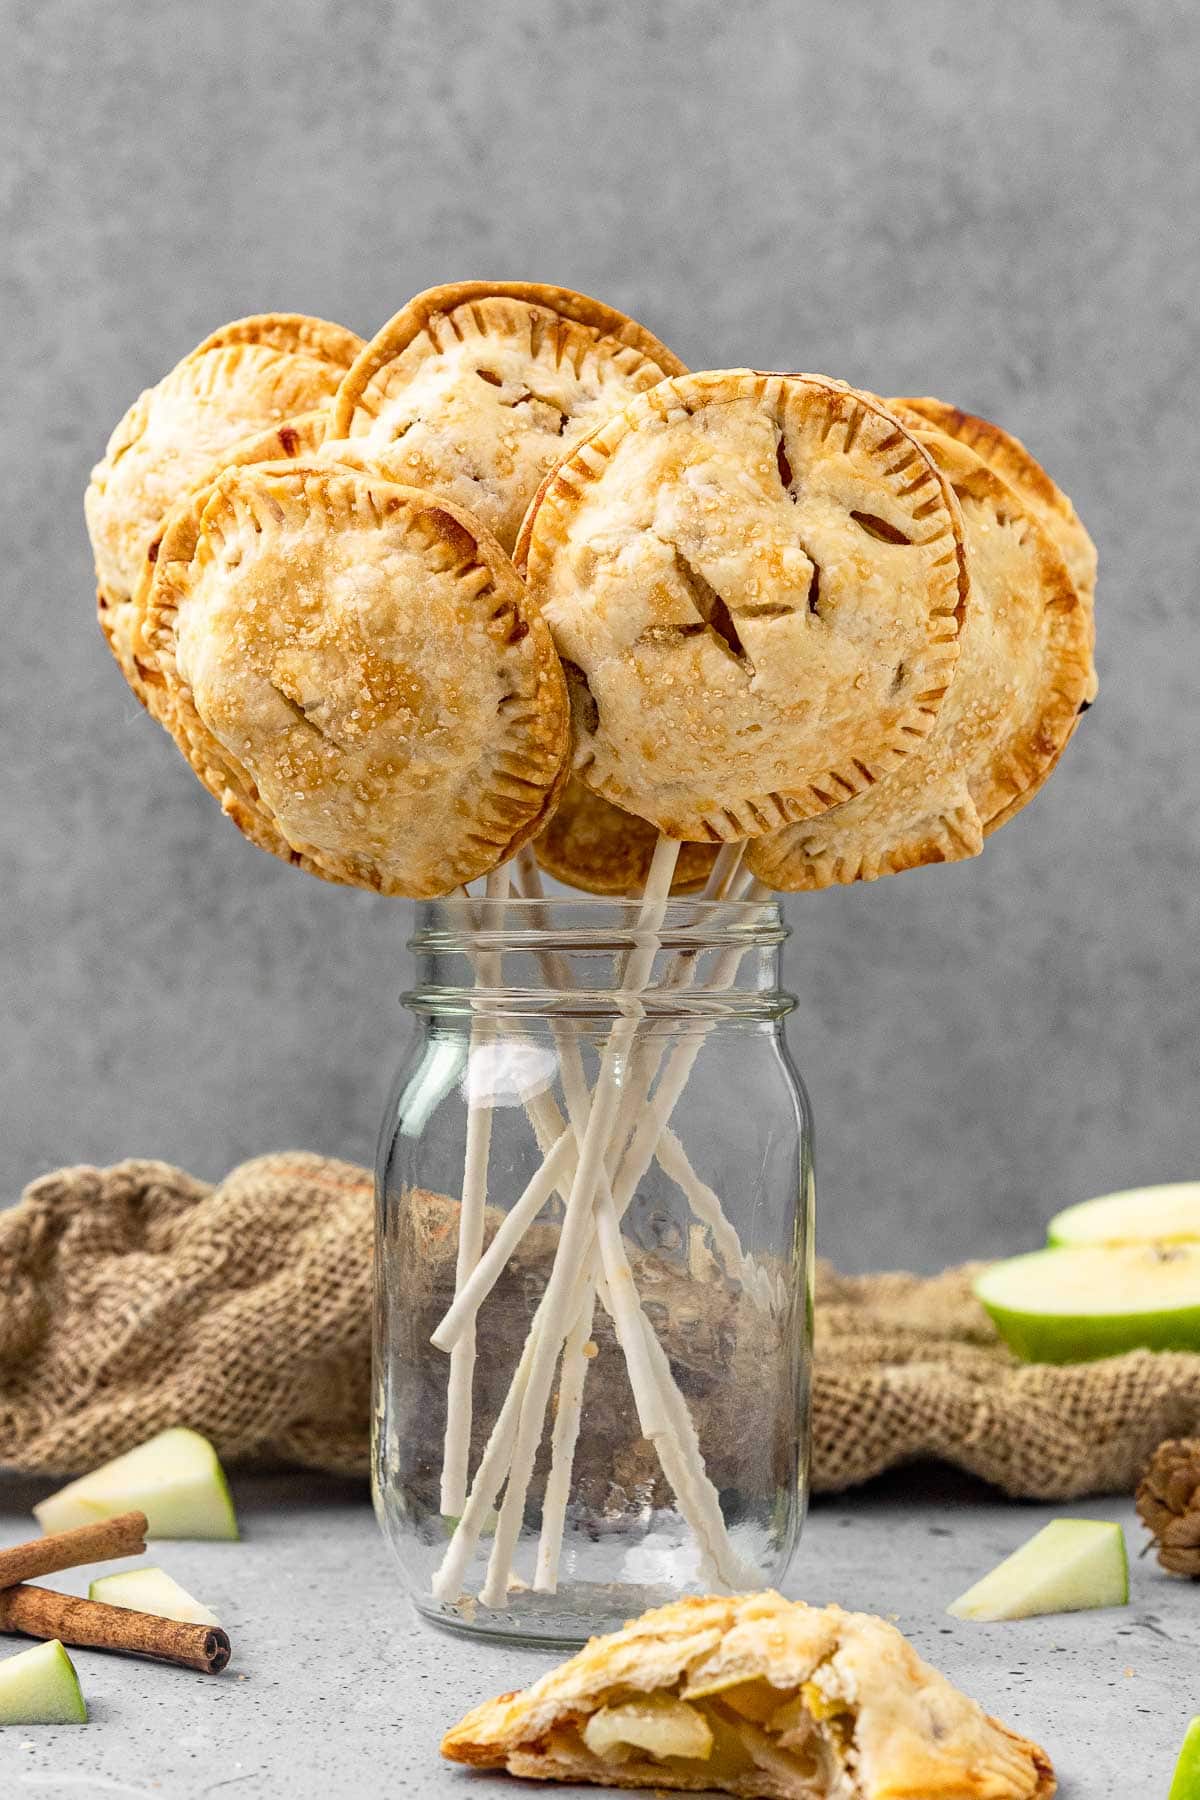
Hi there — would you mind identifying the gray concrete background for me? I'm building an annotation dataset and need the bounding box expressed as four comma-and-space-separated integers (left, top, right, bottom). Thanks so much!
3, 0, 1197, 1271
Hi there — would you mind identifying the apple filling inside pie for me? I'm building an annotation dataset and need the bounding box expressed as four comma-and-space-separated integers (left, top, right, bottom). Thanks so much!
548, 1672, 855, 1792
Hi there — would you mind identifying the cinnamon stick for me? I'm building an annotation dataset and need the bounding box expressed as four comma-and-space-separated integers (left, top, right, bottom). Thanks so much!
0, 1585, 230, 1674
0, 1511, 147, 1588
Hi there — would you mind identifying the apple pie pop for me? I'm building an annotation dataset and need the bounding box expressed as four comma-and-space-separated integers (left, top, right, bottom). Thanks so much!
517, 368, 969, 841
136, 461, 570, 896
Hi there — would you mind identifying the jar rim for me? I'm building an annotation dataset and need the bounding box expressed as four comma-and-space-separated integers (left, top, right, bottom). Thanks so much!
408, 894, 787, 956
404, 895, 792, 1022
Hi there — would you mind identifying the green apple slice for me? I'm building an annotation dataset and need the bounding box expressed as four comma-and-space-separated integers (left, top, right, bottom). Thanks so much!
1169, 1717, 1200, 1800
0, 1639, 88, 1724
1048, 1182, 1200, 1248
34, 1428, 238, 1540
947, 1518, 1128, 1621
88, 1566, 219, 1625
975, 1244, 1200, 1362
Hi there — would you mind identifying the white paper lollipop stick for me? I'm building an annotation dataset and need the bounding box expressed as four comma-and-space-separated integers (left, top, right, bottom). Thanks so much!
535, 1280, 597, 1588
655, 1129, 776, 1307
431, 1257, 594, 1604
482, 842, 763, 1605
435, 846, 770, 1605
607, 876, 772, 1227
433, 844, 678, 1602
531, 852, 770, 1587
519, 846, 746, 1589
440, 863, 510, 1515
431, 860, 759, 1352
475, 838, 681, 1607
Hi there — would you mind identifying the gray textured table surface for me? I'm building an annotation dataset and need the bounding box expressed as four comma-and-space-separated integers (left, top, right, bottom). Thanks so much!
0, 1469, 1190, 1797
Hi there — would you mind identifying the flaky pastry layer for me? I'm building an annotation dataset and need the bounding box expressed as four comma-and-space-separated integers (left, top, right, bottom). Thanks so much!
442, 1591, 1055, 1799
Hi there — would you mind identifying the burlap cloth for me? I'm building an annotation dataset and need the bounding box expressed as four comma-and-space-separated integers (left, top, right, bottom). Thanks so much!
3, 1151, 1199, 1498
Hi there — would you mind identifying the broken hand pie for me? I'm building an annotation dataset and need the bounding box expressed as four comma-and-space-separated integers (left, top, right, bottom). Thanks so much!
517, 371, 969, 843
326, 281, 686, 554
748, 413, 1094, 890
86, 313, 363, 700
442, 1592, 1055, 1799
136, 463, 569, 896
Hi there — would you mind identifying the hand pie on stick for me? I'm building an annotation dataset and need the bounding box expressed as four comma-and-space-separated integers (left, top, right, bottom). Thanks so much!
443, 1591, 1055, 1799
891, 396, 1098, 837
894, 396, 1096, 609
86, 313, 362, 703
748, 415, 1094, 890
136, 463, 569, 895
327, 280, 686, 553
517, 370, 969, 842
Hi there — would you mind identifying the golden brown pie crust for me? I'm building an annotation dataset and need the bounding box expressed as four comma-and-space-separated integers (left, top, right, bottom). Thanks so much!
748, 419, 1093, 889
87, 316, 364, 723
190, 311, 364, 369
327, 281, 687, 552
442, 1591, 1055, 1799
518, 370, 970, 843
894, 398, 1097, 609
536, 774, 720, 894
99, 409, 331, 711
891, 397, 1098, 841
86, 315, 363, 612
136, 462, 569, 895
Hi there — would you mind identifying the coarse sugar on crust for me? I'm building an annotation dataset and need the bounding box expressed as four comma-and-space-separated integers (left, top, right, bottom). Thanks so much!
86, 315, 362, 610
327, 280, 687, 552
136, 462, 569, 896
519, 370, 970, 843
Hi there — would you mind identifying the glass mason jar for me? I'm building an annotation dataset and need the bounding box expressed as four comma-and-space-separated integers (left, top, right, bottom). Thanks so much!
373, 893, 813, 1646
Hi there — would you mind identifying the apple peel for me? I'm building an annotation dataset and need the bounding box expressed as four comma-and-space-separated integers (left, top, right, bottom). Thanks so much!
0, 1639, 88, 1725
1048, 1182, 1200, 1248
975, 1244, 1200, 1362
947, 1518, 1128, 1621
89, 1566, 219, 1626
34, 1428, 238, 1541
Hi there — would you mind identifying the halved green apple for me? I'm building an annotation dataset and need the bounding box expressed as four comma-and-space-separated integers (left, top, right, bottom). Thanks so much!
1048, 1182, 1200, 1248
947, 1518, 1128, 1621
34, 1428, 238, 1540
89, 1566, 219, 1625
0, 1639, 88, 1724
1169, 1716, 1200, 1800
975, 1245, 1200, 1362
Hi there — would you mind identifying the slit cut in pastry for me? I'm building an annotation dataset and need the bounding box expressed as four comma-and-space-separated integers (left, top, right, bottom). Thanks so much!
536, 774, 720, 895
86, 312, 363, 700
748, 418, 1094, 890
442, 1592, 1055, 1799
326, 281, 687, 552
516, 371, 970, 843
135, 462, 569, 896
